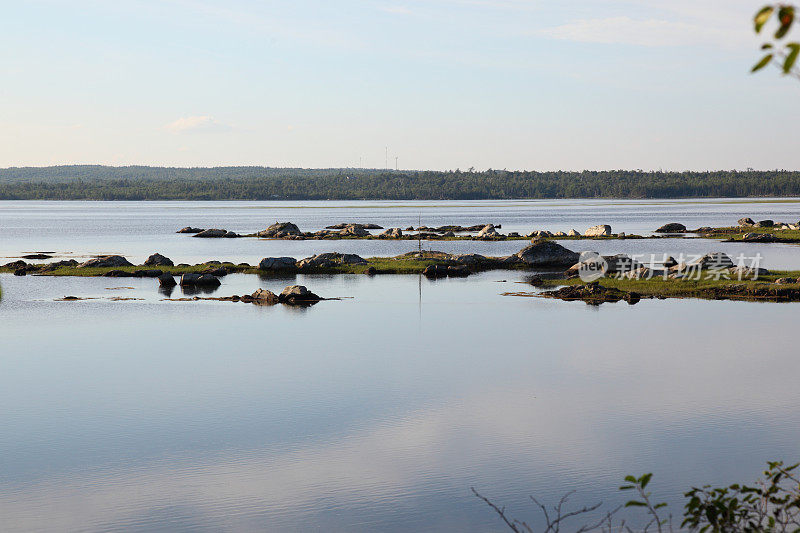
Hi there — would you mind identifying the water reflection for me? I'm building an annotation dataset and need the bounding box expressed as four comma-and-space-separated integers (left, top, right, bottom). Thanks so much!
158, 285, 175, 297
1, 271, 799, 531
257, 272, 299, 283
180, 284, 222, 296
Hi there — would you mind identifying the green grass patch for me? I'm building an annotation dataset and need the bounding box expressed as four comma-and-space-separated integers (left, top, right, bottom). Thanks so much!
539, 271, 800, 300
699, 226, 800, 242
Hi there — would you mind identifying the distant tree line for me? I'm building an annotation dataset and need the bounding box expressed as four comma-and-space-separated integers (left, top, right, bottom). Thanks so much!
1, 166, 800, 200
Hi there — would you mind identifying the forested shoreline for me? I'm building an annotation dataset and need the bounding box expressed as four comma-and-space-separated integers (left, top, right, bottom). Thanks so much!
1, 165, 800, 200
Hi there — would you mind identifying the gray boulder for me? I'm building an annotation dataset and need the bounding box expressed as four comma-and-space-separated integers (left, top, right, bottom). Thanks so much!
738, 217, 756, 227
258, 222, 302, 238
251, 288, 279, 304
742, 232, 776, 242
655, 223, 687, 233
78, 255, 133, 268
340, 224, 370, 237
515, 242, 580, 267
585, 224, 612, 237
144, 253, 174, 267
380, 228, 403, 238
564, 254, 641, 277
197, 274, 221, 287
477, 224, 499, 238
259, 257, 298, 271
755, 219, 774, 228
729, 266, 769, 278
179, 273, 220, 287
451, 254, 485, 265
297, 252, 367, 270
180, 273, 201, 285
691, 252, 734, 268
567, 229, 581, 236
177, 227, 203, 233
422, 264, 470, 278
278, 285, 321, 304
193, 229, 228, 238
158, 273, 177, 287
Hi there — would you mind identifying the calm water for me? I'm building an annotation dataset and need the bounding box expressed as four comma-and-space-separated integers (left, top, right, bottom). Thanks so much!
2, 198, 800, 267
1, 199, 800, 532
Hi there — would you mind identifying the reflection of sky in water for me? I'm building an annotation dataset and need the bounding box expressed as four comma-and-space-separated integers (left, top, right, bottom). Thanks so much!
2, 199, 800, 268
1, 271, 799, 531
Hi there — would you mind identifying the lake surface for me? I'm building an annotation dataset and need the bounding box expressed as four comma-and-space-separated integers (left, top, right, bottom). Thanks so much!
2, 198, 800, 268
1, 199, 800, 532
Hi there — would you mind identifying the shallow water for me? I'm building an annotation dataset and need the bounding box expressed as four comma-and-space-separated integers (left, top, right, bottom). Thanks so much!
1, 200, 800, 532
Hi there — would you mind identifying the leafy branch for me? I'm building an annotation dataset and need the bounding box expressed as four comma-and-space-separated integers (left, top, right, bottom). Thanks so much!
753, 4, 800, 79
475, 461, 800, 532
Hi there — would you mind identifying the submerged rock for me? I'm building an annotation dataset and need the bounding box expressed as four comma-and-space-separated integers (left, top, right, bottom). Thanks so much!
422, 264, 470, 278
541, 282, 640, 305
177, 227, 203, 233
79, 255, 133, 268
326, 223, 383, 230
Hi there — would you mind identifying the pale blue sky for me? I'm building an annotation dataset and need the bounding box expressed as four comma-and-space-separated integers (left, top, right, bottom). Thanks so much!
0, 0, 796, 170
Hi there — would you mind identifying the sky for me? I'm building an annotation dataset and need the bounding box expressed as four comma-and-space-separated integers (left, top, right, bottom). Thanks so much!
0, 0, 797, 171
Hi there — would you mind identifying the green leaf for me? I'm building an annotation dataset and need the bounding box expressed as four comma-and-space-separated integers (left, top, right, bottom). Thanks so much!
624, 475, 637, 483
640, 473, 653, 489
776, 6, 795, 38
784, 43, 800, 73
762, 43, 774, 49
619, 485, 635, 490
752, 53, 774, 72
755, 6, 775, 32
625, 501, 647, 507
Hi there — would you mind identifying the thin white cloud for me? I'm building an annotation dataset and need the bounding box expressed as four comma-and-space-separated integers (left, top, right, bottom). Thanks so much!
539, 16, 745, 49
381, 5, 413, 15
164, 115, 229, 134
